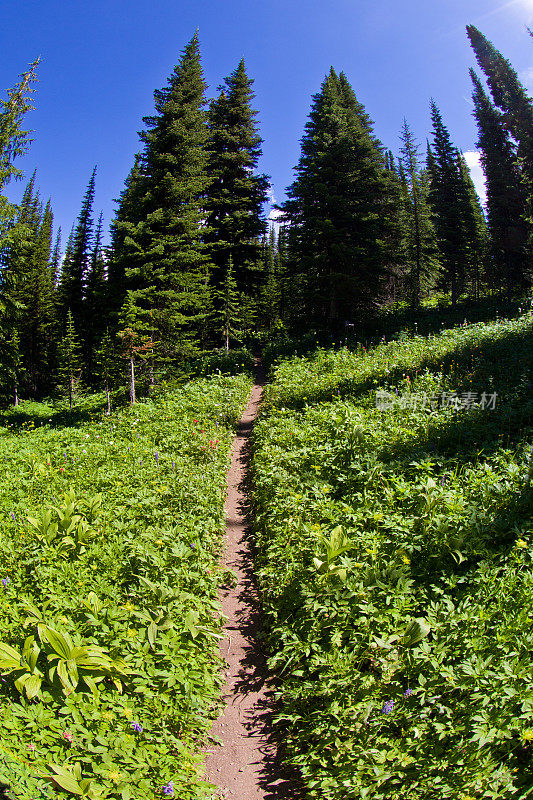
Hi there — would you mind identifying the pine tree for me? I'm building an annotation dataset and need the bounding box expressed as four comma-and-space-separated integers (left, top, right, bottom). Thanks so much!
214, 256, 241, 351
398, 120, 440, 307
466, 25, 533, 209
470, 68, 529, 297
0, 59, 39, 244
84, 211, 107, 379
95, 328, 118, 414
117, 293, 153, 405
57, 166, 96, 330
457, 151, 489, 300
427, 102, 471, 305
283, 68, 396, 329
57, 309, 82, 411
206, 59, 269, 303
112, 33, 212, 362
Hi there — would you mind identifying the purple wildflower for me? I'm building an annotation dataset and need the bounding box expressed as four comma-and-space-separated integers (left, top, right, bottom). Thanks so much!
403, 688, 413, 698
381, 699, 394, 715
155, 451, 159, 466
190, 543, 196, 550
162, 781, 174, 796
131, 721, 143, 733
10, 512, 15, 522
172, 461, 175, 471
1, 577, 9, 587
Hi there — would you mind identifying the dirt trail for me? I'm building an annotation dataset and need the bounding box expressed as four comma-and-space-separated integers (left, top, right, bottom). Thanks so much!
205, 360, 301, 800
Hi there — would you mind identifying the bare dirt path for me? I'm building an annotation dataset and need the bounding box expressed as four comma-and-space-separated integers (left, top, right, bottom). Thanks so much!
205, 359, 302, 800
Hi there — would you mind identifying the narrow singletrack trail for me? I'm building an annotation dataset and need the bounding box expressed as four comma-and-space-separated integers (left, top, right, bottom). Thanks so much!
205, 360, 301, 800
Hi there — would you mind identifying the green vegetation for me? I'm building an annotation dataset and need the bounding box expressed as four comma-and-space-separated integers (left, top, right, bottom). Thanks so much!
0, 373, 251, 799
252, 310, 533, 798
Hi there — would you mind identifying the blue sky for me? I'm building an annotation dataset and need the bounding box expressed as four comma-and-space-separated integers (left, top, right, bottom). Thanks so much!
2, 0, 533, 246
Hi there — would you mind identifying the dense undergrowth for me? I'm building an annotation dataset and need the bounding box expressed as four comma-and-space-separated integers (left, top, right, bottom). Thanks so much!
252, 312, 533, 799
0, 373, 252, 800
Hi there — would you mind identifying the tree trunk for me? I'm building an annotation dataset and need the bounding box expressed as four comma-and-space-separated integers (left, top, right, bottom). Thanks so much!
130, 357, 136, 405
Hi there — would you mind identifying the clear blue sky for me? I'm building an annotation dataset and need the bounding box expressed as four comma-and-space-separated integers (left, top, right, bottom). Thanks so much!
2, 0, 533, 247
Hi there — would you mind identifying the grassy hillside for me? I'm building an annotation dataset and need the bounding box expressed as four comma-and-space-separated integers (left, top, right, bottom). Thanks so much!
252, 313, 533, 799
0, 374, 251, 800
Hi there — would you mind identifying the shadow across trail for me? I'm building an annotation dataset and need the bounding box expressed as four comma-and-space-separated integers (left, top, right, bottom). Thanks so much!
205, 359, 306, 800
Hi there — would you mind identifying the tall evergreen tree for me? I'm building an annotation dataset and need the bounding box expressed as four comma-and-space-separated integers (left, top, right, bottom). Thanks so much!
466, 25, 533, 210
427, 102, 471, 305
84, 211, 108, 379
457, 151, 489, 300
206, 59, 269, 304
112, 33, 212, 361
398, 120, 440, 307
57, 166, 96, 329
470, 68, 529, 297
57, 309, 82, 411
283, 68, 396, 328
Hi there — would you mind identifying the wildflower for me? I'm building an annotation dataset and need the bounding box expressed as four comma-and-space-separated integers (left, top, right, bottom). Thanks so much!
1, 578, 9, 587
516, 539, 527, 549
172, 461, 175, 470
522, 729, 533, 742
162, 781, 174, 796
27, 743, 36, 751
107, 770, 122, 783
131, 721, 143, 733
10, 512, 15, 522
403, 688, 413, 697
102, 711, 114, 721
122, 707, 133, 719
63, 731, 74, 743
381, 699, 394, 715
127, 629, 138, 638
155, 451, 159, 465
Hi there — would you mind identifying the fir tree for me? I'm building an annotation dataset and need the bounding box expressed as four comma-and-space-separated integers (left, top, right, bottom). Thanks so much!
84, 211, 108, 379
466, 25, 533, 206
57, 166, 96, 329
457, 152, 489, 300
427, 102, 471, 305
398, 120, 440, 307
57, 309, 82, 411
113, 33, 212, 362
117, 293, 153, 405
470, 68, 529, 297
95, 328, 118, 414
206, 59, 269, 302
283, 68, 396, 328
215, 256, 241, 351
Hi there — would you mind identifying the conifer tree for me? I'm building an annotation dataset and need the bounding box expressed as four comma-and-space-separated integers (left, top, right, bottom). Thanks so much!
466, 25, 533, 208
214, 256, 241, 351
457, 152, 489, 300
470, 68, 529, 297
283, 68, 396, 328
84, 211, 107, 379
108, 154, 143, 319
206, 59, 269, 301
57, 309, 82, 411
112, 33, 212, 362
95, 328, 118, 414
398, 120, 440, 307
0, 59, 39, 246
57, 167, 96, 330
259, 227, 280, 329
117, 293, 153, 405
427, 102, 471, 305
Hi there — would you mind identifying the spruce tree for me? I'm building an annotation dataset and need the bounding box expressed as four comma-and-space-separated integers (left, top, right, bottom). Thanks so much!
57, 167, 96, 329
466, 25, 533, 206
214, 256, 241, 351
470, 69, 529, 297
84, 211, 108, 380
427, 102, 471, 305
206, 59, 269, 303
457, 152, 489, 300
283, 68, 396, 328
112, 33, 212, 362
398, 120, 440, 307
95, 328, 118, 414
57, 309, 82, 411
118, 293, 153, 405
